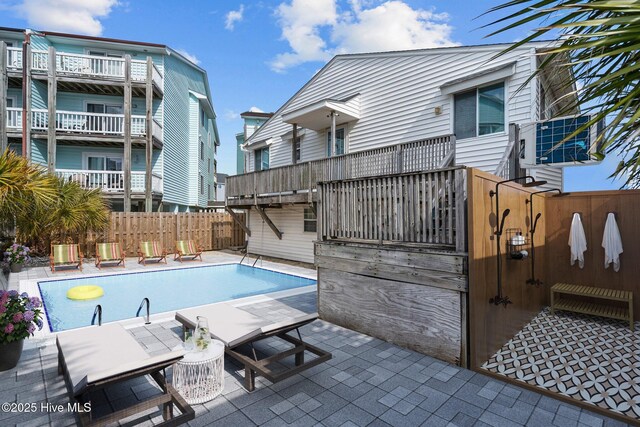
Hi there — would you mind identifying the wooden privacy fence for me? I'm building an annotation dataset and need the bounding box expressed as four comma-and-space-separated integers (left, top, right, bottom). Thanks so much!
317, 167, 467, 251
78, 212, 245, 256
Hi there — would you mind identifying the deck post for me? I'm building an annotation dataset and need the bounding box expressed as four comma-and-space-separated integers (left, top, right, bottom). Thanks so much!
0, 42, 7, 151
123, 55, 132, 212
291, 123, 297, 164
47, 46, 57, 173
145, 56, 153, 212
330, 111, 336, 157
22, 39, 31, 159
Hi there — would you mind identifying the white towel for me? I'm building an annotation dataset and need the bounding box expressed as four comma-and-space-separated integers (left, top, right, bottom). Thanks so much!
602, 213, 623, 272
568, 213, 587, 268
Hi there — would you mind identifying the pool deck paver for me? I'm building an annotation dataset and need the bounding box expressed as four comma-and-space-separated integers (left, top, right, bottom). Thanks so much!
0, 253, 631, 426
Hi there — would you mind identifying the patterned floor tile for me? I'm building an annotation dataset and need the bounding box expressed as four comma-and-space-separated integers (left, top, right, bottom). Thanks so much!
482, 307, 640, 420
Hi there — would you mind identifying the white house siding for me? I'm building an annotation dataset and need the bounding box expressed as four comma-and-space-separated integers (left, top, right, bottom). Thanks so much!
247, 206, 315, 264
247, 44, 554, 175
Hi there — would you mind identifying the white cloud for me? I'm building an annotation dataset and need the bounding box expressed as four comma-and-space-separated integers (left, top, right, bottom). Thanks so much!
223, 110, 240, 120
269, 0, 456, 72
225, 4, 245, 30
18, 0, 118, 36
176, 49, 200, 65
249, 106, 264, 113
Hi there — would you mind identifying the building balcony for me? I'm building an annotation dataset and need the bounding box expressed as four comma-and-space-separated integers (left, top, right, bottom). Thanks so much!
226, 135, 456, 207
28, 109, 163, 147
55, 169, 163, 196
6, 107, 22, 131
6, 49, 163, 97
6, 47, 22, 71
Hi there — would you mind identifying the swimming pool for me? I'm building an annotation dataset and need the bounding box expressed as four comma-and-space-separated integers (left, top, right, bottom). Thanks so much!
38, 264, 316, 332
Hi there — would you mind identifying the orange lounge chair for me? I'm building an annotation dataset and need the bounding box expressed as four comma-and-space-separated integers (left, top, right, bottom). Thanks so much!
137, 241, 167, 266
174, 240, 203, 262
95, 242, 126, 269
50, 244, 83, 273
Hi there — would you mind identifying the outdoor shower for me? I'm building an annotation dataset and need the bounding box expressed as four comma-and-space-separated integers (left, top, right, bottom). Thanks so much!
525, 188, 563, 286
489, 176, 547, 307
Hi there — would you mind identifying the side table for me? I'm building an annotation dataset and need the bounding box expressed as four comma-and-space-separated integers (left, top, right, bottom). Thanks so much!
172, 340, 225, 404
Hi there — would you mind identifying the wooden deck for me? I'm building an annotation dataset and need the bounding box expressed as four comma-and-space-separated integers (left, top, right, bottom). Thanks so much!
226, 135, 455, 207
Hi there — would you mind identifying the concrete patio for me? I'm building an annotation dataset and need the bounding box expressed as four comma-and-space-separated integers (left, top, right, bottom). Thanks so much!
0, 252, 630, 426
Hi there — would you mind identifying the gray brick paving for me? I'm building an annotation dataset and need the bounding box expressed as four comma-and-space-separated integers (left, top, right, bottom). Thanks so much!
0, 290, 631, 426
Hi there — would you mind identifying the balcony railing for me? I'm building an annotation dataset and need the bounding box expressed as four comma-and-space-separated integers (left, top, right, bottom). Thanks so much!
28, 50, 163, 86
31, 109, 147, 137
227, 135, 455, 204
56, 169, 163, 194
6, 47, 22, 70
6, 107, 22, 129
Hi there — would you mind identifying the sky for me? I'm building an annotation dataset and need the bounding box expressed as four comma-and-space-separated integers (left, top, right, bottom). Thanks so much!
0, 0, 625, 191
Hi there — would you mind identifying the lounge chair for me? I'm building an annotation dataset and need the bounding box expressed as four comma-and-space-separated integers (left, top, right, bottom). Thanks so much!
56, 323, 193, 426
50, 244, 83, 273
175, 303, 332, 391
174, 240, 203, 262
138, 241, 167, 266
95, 242, 126, 269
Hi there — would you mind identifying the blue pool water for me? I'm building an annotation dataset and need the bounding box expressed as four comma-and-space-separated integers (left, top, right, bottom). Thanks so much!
38, 264, 316, 332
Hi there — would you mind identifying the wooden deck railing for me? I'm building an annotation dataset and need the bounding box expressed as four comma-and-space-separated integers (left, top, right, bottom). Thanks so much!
317, 167, 467, 250
227, 135, 455, 203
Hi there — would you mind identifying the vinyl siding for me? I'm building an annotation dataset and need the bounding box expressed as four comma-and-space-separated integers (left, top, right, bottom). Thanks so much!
246, 45, 547, 174
247, 206, 315, 264
162, 53, 212, 209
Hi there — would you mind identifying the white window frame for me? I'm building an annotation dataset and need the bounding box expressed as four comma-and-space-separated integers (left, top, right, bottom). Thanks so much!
84, 100, 124, 114
303, 207, 317, 233
451, 81, 508, 141
326, 127, 346, 157
84, 48, 124, 58
82, 152, 124, 171
254, 147, 269, 171
6, 96, 17, 108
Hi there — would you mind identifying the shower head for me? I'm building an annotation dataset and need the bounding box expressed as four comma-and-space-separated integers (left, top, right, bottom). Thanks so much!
522, 180, 548, 188
497, 208, 511, 236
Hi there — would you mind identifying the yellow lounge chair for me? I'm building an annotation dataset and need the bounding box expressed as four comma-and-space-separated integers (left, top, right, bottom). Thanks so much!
137, 241, 167, 266
50, 244, 83, 273
174, 240, 203, 262
95, 242, 126, 269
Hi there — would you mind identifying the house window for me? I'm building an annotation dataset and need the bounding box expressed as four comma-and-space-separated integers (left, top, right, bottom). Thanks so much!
294, 137, 301, 162
208, 158, 211, 173
200, 139, 204, 160
454, 82, 505, 139
208, 184, 211, 199
199, 175, 204, 194
303, 207, 317, 233
200, 109, 206, 127
254, 147, 269, 171
327, 128, 345, 157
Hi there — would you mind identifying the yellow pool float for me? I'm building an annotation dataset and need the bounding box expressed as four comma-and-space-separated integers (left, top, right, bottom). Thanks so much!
66, 285, 104, 300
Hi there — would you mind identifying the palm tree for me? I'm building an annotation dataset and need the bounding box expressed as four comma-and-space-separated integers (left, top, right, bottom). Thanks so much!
16, 177, 110, 246
0, 149, 57, 219
484, 0, 640, 187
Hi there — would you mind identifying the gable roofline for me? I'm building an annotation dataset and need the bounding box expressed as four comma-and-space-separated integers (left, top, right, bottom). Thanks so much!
245, 40, 557, 146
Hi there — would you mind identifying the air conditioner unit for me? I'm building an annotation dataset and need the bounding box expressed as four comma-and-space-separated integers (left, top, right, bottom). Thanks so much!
519, 115, 604, 168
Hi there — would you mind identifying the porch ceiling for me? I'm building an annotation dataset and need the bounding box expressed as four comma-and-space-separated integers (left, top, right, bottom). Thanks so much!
282, 95, 360, 131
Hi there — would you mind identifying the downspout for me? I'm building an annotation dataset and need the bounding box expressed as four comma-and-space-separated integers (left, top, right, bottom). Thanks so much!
21, 31, 30, 157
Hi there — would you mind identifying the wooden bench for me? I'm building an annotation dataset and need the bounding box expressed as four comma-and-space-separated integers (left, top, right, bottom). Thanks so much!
550, 283, 634, 330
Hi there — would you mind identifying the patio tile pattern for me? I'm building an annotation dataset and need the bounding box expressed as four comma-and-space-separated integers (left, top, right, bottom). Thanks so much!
0, 297, 626, 426
0, 253, 628, 426
483, 307, 640, 422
